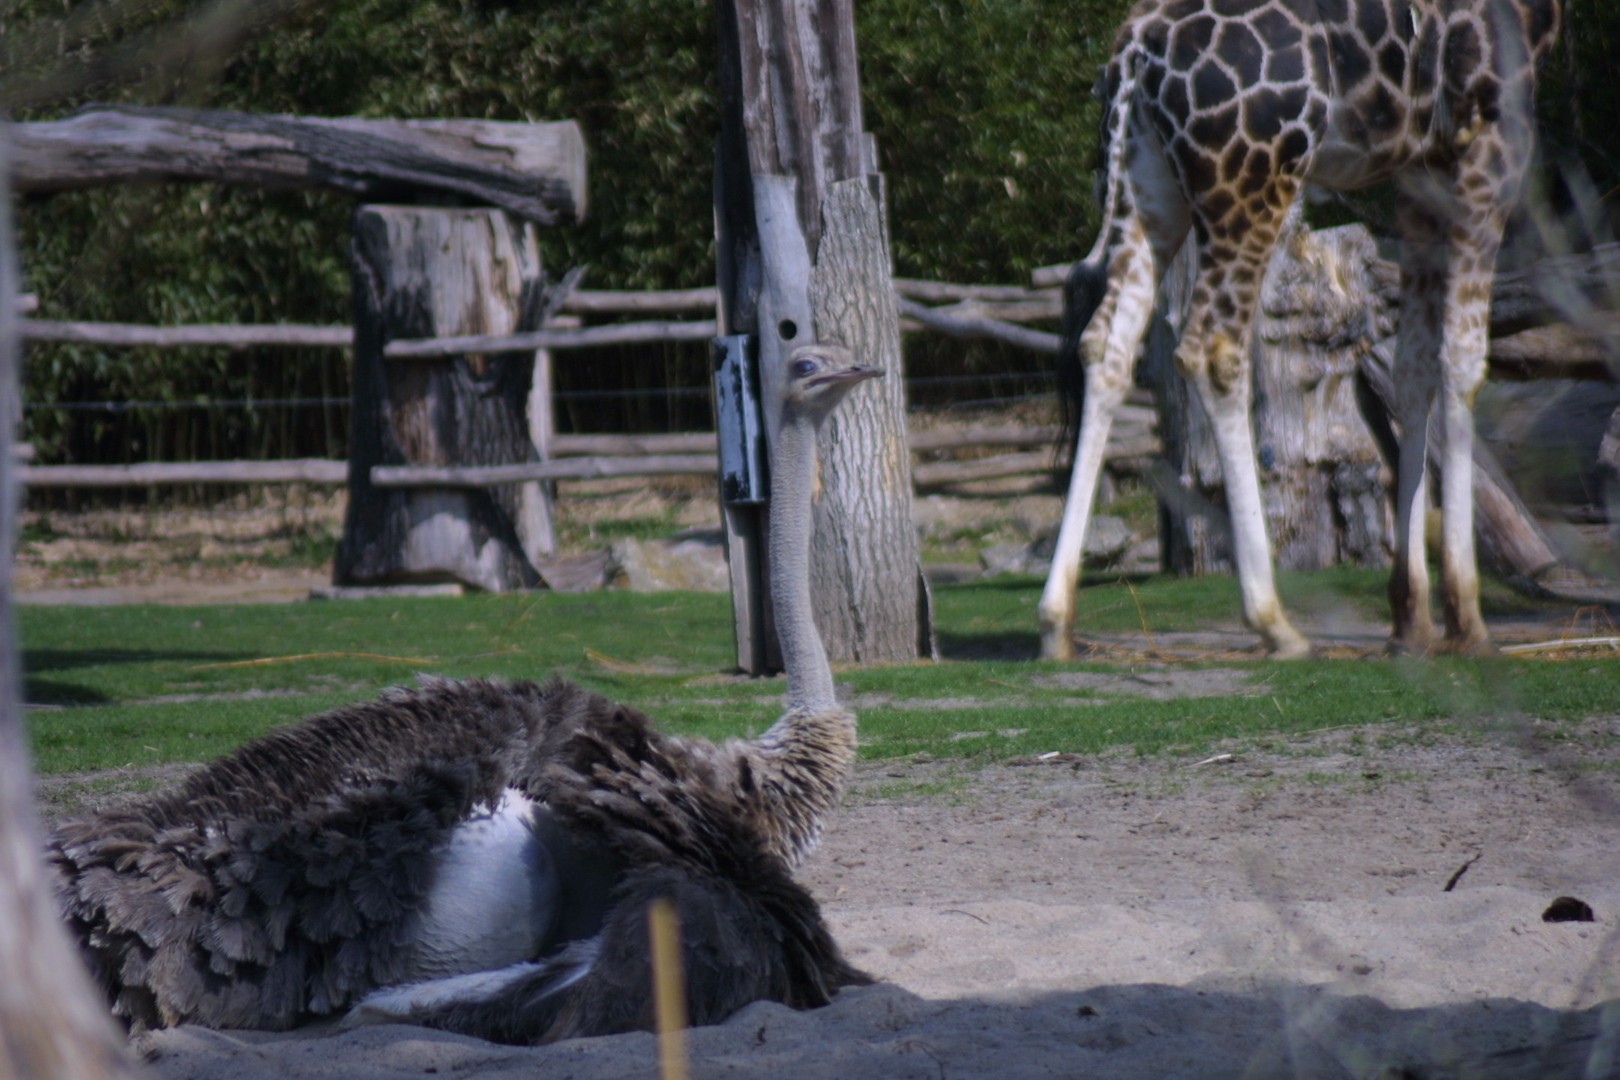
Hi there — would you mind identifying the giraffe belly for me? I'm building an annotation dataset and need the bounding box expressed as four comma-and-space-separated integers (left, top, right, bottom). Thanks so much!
405, 789, 560, 978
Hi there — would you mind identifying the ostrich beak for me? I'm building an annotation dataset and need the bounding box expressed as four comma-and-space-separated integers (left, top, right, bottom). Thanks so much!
809, 365, 884, 389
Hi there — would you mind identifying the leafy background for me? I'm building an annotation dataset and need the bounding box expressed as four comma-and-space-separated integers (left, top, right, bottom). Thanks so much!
3, 0, 1615, 468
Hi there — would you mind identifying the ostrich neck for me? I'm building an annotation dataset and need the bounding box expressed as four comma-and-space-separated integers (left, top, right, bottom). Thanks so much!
769, 411, 836, 715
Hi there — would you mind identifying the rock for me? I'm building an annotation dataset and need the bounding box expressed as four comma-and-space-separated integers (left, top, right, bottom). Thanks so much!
979, 515, 1137, 578
608, 531, 729, 592
534, 551, 612, 593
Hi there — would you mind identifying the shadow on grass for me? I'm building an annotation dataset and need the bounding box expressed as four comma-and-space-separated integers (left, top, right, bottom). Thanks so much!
24, 677, 114, 706
23, 648, 242, 673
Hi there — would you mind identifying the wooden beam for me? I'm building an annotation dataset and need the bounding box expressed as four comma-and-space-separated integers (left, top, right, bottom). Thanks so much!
383, 319, 719, 358
896, 297, 1060, 354
563, 288, 718, 314
21, 319, 350, 349
9, 106, 587, 224
372, 454, 718, 488
18, 459, 347, 486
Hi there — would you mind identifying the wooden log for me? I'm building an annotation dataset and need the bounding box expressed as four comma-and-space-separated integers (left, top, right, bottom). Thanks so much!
10, 106, 586, 224
21, 319, 351, 349
894, 279, 1059, 304
896, 297, 1060, 353
18, 459, 346, 486
562, 288, 718, 313
1488, 316, 1620, 381
383, 319, 717, 358
913, 438, 1160, 487
372, 454, 718, 487
338, 207, 549, 593
552, 432, 718, 456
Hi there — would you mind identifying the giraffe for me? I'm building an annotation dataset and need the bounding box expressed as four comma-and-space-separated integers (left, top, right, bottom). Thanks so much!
1038, 0, 1561, 660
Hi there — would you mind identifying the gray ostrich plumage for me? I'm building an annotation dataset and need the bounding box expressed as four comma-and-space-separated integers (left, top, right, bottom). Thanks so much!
47, 343, 879, 1043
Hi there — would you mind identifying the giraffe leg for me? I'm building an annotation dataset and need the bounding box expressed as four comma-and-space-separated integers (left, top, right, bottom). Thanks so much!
1390, 140, 1510, 657
1434, 145, 1512, 655
1175, 190, 1309, 660
1038, 220, 1163, 661
1387, 204, 1444, 655
1039, 129, 1188, 661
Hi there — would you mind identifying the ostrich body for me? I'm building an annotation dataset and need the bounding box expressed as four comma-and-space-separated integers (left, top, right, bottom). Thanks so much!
47, 344, 877, 1042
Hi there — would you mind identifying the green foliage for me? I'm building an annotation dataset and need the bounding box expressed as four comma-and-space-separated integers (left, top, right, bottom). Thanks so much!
9, 0, 1620, 464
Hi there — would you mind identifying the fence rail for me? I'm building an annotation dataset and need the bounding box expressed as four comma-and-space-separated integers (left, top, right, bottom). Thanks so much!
17, 412, 1164, 490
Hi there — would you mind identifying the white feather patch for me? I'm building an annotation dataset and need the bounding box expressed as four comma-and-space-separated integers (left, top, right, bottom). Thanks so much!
406, 789, 559, 977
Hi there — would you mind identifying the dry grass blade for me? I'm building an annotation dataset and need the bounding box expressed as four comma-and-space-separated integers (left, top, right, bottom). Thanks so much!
648, 899, 690, 1080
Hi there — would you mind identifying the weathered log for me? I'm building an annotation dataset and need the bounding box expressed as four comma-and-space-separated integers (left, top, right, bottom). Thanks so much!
894, 279, 1059, 305
562, 288, 718, 313
21, 319, 351, 349
913, 438, 1160, 488
10, 106, 586, 224
372, 454, 718, 487
19, 459, 346, 486
551, 432, 719, 456
338, 207, 550, 592
896, 297, 1060, 353
383, 318, 717, 358
1488, 316, 1620, 381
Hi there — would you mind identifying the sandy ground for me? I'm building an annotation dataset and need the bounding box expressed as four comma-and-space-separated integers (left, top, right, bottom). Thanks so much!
122, 704, 1620, 1080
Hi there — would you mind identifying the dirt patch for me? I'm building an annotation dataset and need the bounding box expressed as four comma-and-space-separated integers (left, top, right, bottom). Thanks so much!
121, 717, 1620, 1079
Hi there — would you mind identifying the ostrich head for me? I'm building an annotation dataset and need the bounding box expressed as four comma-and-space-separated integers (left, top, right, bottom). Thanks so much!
782, 342, 882, 425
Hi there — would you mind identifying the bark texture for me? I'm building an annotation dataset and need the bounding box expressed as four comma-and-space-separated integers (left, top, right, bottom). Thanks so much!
338, 207, 548, 591
808, 177, 922, 662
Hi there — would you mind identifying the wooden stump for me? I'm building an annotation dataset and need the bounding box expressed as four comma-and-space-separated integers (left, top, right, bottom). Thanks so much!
337, 206, 550, 592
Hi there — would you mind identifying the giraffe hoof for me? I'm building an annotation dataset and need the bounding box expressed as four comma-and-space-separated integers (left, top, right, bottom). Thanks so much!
1038, 617, 1076, 662
1386, 635, 1437, 658
1264, 637, 1312, 661
1438, 635, 1497, 658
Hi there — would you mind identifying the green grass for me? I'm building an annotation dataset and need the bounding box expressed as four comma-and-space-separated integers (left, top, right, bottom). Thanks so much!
19, 568, 1620, 778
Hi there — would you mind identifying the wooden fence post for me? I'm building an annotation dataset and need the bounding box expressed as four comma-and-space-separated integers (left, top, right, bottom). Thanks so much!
337, 206, 550, 591
714, 0, 933, 672
0, 128, 142, 1080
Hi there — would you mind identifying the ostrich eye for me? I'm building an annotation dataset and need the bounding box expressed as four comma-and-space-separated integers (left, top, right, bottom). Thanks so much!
790, 359, 817, 377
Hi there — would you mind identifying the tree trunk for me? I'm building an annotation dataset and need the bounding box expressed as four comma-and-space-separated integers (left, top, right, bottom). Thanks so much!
0, 131, 144, 1080
807, 176, 921, 661
714, 0, 931, 671
337, 206, 548, 592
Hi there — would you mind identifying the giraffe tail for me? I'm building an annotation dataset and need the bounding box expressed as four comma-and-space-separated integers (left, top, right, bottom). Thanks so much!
1057, 53, 1139, 472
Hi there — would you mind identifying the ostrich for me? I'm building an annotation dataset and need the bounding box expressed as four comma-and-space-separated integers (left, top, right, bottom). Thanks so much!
47, 342, 877, 1044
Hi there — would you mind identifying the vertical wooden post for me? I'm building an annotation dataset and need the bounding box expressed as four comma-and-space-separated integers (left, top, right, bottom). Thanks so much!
338, 206, 546, 592
714, 0, 933, 672
523, 340, 557, 562
0, 129, 142, 1080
